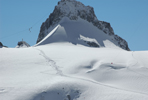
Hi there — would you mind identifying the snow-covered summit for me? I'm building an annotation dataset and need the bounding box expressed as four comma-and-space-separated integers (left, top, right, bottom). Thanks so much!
36, 0, 130, 50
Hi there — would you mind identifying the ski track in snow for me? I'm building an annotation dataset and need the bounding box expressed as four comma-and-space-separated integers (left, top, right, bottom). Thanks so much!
68, 75, 148, 96
126, 51, 148, 77
34, 48, 63, 76
33, 47, 148, 96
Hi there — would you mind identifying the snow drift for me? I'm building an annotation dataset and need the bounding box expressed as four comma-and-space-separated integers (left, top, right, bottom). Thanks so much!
0, 43, 148, 100
36, 17, 122, 50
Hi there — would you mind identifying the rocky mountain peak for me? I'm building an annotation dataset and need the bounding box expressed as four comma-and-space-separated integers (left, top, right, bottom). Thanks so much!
37, 0, 113, 43
36, 0, 130, 50
57, 0, 95, 20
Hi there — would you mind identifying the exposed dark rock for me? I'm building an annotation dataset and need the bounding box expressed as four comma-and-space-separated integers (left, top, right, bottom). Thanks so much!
0, 42, 3, 47
16, 41, 30, 48
36, 0, 115, 43
0, 42, 8, 48
67, 95, 71, 100
114, 35, 130, 51
36, 0, 130, 50
87, 42, 99, 47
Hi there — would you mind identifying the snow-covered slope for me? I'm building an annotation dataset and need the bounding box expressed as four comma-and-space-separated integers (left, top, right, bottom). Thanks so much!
0, 43, 148, 100
36, 17, 123, 50
36, 0, 130, 50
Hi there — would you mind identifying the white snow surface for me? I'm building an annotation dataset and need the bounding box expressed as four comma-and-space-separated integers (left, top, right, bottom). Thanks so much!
36, 17, 120, 49
0, 43, 148, 100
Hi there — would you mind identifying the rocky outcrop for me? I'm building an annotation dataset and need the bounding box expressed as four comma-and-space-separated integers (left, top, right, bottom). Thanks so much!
114, 35, 130, 51
0, 42, 3, 48
37, 0, 130, 50
0, 42, 7, 48
37, 0, 114, 43
0, 42, 3, 46
86, 42, 99, 47
16, 41, 30, 48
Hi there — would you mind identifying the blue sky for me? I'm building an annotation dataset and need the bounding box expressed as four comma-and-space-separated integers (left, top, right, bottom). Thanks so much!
0, 0, 148, 51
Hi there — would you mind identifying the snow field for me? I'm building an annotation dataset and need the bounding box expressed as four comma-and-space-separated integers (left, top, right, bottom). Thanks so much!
0, 43, 148, 100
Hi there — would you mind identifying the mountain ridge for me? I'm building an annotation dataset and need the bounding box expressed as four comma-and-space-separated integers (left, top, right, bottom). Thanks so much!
36, 0, 130, 50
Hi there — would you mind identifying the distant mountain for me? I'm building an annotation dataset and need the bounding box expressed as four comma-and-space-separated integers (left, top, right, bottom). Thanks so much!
36, 0, 130, 50
0, 42, 7, 48
0, 42, 3, 48
16, 41, 30, 48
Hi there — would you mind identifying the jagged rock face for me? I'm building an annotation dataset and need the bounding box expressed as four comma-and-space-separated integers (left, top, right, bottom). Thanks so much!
114, 35, 130, 51
37, 0, 130, 50
87, 42, 99, 47
16, 41, 30, 48
0, 42, 8, 48
0, 42, 3, 48
0, 42, 3, 46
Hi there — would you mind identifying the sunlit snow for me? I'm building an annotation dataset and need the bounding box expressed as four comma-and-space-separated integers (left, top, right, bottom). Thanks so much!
0, 43, 148, 100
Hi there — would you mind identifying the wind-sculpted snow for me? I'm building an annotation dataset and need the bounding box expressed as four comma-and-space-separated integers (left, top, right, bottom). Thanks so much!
0, 44, 148, 100
36, 0, 129, 50
35, 18, 127, 51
